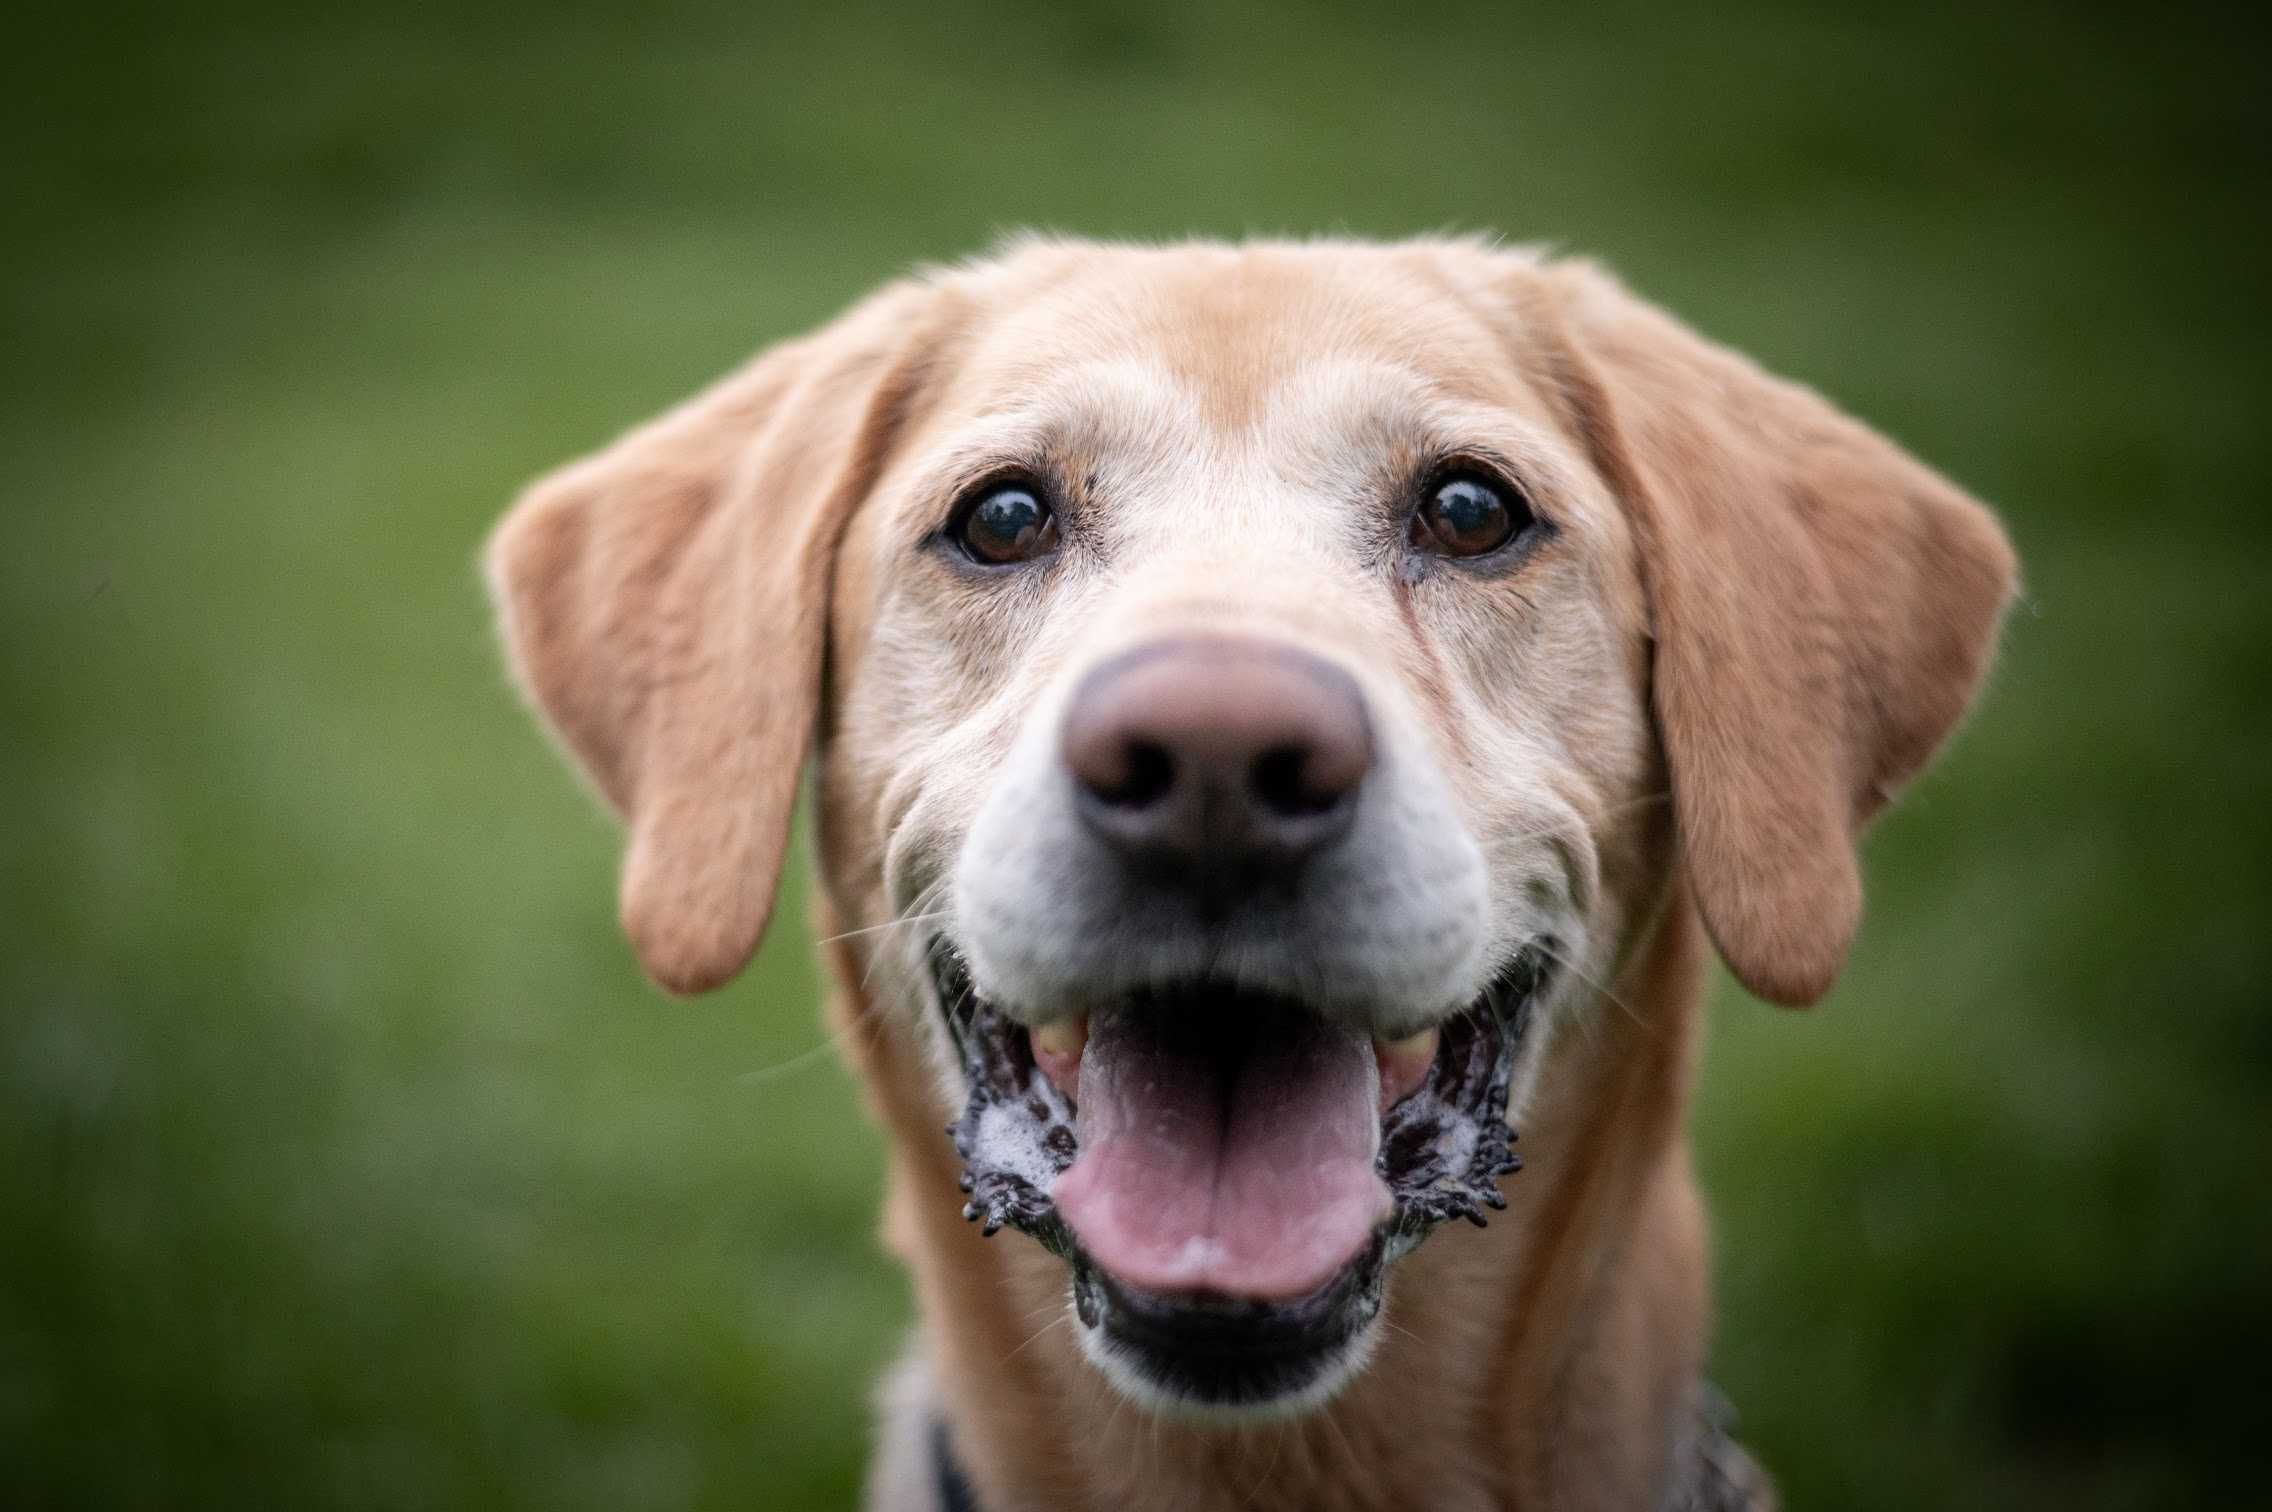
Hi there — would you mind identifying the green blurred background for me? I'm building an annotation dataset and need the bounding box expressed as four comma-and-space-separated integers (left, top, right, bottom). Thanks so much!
4, 1, 2267, 1507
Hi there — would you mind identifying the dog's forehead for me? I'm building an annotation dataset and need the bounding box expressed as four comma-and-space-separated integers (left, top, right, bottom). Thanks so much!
939, 242, 1555, 437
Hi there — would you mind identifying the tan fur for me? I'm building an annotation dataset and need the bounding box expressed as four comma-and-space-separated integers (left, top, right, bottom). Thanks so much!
486, 280, 957, 994
487, 237, 2014, 1509
1541, 262, 2017, 1005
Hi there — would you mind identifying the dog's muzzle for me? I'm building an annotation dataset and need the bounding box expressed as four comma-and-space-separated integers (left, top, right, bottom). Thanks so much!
931, 941, 1545, 1409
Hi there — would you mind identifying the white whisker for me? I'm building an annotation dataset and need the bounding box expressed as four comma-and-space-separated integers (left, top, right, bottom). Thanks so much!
815, 906, 954, 948
1532, 937, 1656, 1039
733, 1038, 846, 1087
1002, 1309, 1069, 1365
853, 881, 953, 995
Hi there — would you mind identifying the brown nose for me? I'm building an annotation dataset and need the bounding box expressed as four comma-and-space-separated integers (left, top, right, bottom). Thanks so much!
1061, 636, 1374, 889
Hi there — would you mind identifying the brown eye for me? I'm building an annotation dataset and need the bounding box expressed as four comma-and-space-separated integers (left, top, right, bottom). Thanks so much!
953, 483, 1059, 566
1412, 473, 1530, 558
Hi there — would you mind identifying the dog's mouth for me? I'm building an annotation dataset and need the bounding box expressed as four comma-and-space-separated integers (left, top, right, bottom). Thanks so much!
931, 940, 1543, 1408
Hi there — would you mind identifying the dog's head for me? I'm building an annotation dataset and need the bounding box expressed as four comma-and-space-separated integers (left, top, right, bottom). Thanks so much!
488, 238, 2014, 1416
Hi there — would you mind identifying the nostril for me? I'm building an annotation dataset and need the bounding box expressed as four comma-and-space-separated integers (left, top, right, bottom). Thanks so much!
1251, 744, 1336, 818
1092, 738, 1175, 809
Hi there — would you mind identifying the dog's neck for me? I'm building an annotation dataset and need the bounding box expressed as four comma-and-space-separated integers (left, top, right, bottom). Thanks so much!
831, 893, 1718, 1512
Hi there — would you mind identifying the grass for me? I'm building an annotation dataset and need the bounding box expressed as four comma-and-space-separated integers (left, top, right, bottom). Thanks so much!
3, 1, 2267, 1506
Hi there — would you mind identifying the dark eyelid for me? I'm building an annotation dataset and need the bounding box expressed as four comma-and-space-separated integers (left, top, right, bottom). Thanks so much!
1420, 450, 1548, 528
1399, 449, 1556, 578
931, 462, 1069, 573
923, 457, 1056, 548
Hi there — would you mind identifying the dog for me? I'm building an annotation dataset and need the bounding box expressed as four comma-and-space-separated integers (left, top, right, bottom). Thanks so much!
486, 236, 2015, 1511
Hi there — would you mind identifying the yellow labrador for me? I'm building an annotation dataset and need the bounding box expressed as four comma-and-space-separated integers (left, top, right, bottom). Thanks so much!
487, 237, 2014, 1511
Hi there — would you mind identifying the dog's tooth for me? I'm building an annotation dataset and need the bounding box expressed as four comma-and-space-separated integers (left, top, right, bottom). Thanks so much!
1373, 1024, 1440, 1110
1377, 1024, 1440, 1065
1030, 1015, 1089, 1100
1031, 1016, 1087, 1059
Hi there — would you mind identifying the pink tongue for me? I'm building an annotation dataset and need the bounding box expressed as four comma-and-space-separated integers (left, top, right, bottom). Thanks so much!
1051, 1003, 1390, 1301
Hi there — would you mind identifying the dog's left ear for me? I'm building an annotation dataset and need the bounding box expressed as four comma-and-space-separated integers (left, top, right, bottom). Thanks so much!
1541, 261, 2018, 1006
485, 281, 944, 994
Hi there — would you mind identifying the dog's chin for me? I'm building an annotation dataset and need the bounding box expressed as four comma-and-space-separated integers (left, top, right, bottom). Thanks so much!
1073, 1242, 1390, 1419
930, 940, 1545, 1416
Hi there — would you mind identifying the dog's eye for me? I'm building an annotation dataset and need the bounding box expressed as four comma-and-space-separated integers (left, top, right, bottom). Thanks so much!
1411, 474, 1530, 559
953, 483, 1060, 566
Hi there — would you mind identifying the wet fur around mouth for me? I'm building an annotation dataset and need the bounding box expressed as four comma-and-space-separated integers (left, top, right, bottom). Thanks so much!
930, 939, 1545, 1407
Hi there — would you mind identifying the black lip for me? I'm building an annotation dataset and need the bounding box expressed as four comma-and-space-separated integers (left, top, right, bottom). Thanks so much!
929, 940, 1546, 1402
1087, 1240, 1386, 1407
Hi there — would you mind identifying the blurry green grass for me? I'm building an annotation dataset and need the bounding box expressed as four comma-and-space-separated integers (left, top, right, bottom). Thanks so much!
3, 2, 2267, 1507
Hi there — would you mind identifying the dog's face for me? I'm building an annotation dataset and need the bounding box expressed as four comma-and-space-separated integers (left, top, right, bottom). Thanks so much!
488, 239, 2013, 1419
828, 247, 1658, 1410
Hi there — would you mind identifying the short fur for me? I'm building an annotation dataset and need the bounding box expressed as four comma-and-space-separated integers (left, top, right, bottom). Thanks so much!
487, 237, 2015, 1510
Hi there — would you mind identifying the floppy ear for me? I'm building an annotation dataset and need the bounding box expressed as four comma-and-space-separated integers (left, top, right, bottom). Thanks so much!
485, 281, 942, 994
1546, 263, 2018, 1006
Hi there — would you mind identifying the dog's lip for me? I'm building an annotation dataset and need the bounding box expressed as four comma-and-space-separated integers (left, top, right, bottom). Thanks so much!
1088, 1241, 1380, 1367
934, 939, 1542, 1284
931, 947, 1539, 1402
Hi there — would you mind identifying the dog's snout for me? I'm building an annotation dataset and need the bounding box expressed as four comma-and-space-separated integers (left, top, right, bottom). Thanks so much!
1062, 636, 1373, 883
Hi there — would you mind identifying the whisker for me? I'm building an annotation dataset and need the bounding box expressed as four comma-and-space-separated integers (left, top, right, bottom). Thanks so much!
733, 885, 950, 1084
733, 981, 896, 1087
1532, 937, 1656, 1040
1316, 1400, 1360, 1475
1104, 1381, 1131, 1448
1002, 1309, 1069, 1365
815, 905, 954, 948
854, 881, 952, 995
1256, 1414, 1287, 1486
733, 1038, 846, 1087
1379, 1318, 1424, 1348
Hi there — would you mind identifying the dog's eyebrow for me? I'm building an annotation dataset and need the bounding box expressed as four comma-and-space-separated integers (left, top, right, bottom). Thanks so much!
915, 431, 1055, 508
900, 360, 1205, 524
1256, 363, 1594, 529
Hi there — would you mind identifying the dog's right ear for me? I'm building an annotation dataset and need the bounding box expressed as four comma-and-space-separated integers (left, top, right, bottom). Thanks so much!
485, 281, 944, 995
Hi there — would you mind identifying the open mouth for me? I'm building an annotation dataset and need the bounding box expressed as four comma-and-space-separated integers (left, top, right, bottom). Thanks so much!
931, 939, 1544, 1407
